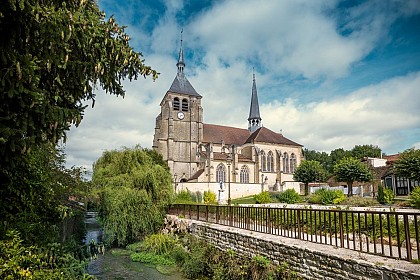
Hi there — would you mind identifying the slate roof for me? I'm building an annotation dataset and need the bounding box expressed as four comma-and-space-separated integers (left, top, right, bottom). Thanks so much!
168, 73, 201, 97
248, 74, 261, 121
202, 124, 302, 147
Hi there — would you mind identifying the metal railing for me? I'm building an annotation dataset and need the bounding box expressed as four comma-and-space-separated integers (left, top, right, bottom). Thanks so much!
168, 204, 420, 261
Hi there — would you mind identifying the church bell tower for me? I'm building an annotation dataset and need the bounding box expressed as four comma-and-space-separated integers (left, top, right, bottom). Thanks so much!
152, 31, 203, 181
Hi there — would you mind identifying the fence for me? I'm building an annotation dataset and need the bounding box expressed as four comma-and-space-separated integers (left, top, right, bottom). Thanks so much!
168, 204, 420, 262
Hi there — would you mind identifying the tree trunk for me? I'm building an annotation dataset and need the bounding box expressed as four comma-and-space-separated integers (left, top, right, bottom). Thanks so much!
305, 183, 309, 196
347, 181, 353, 197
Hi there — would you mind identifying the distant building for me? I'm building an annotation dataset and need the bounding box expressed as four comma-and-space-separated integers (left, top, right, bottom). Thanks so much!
369, 154, 420, 195
152, 37, 304, 197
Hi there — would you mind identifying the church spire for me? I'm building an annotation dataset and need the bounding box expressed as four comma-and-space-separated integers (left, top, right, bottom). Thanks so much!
177, 29, 185, 74
248, 70, 262, 133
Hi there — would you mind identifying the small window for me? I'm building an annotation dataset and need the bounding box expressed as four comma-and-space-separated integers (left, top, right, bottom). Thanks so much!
216, 163, 226, 183
261, 150, 266, 171
290, 153, 297, 173
173, 97, 180, 110
283, 152, 289, 173
267, 151, 274, 172
240, 165, 249, 183
182, 98, 188, 111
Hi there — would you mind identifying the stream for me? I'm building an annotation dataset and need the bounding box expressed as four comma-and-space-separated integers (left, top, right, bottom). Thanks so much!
84, 211, 186, 279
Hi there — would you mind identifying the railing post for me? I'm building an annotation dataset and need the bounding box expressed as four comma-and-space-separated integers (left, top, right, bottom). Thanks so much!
297, 209, 301, 239
404, 214, 412, 261
229, 205, 233, 227
339, 211, 344, 248
196, 204, 199, 220
206, 205, 209, 222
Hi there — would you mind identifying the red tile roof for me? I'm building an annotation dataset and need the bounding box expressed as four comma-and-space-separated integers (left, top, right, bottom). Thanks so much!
203, 123, 250, 145
202, 124, 302, 147
383, 154, 400, 163
245, 127, 302, 146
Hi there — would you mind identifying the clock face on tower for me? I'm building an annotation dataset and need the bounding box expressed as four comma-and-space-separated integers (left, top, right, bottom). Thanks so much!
177, 111, 185, 120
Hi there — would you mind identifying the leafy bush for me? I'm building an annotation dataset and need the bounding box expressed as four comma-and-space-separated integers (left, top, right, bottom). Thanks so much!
409, 186, 420, 208
203, 190, 217, 204
308, 188, 345, 205
254, 191, 272, 204
341, 196, 379, 207
276, 189, 302, 204
195, 191, 203, 203
377, 185, 395, 204
174, 189, 194, 203
0, 230, 91, 280
139, 233, 177, 256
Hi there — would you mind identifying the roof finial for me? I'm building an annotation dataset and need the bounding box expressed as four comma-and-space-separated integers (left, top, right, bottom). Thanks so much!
177, 29, 185, 74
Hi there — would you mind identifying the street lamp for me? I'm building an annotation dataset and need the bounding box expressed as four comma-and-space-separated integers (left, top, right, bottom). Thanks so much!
226, 154, 232, 205
173, 174, 178, 193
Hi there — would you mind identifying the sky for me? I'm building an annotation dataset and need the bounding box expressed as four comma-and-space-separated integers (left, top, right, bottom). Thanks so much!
64, 0, 420, 174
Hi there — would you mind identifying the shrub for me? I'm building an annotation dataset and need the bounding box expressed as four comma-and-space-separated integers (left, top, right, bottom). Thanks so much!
195, 191, 203, 203
308, 188, 345, 205
139, 233, 177, 256
377, 185, 395, 204
276, 189, 302, 204
254, 191, 272, 204
203, 190, 217, 204
409, 186, 420, 208
342, 196, 379, 207
174, 189, 194, 203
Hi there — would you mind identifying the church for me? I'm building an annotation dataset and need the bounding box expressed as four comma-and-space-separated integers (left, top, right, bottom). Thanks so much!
153, 39, 304, 198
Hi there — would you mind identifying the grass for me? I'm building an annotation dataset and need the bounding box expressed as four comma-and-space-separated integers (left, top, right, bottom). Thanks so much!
232, 195, 256, 204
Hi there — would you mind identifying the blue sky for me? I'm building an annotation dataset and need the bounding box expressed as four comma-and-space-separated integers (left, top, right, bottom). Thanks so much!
65, 0, 420, 173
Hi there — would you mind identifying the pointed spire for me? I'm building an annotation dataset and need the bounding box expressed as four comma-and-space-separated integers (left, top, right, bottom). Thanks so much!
177, 29, 185, 74
248, 70, 262, 133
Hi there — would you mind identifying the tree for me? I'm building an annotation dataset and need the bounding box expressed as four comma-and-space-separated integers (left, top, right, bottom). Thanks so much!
293, 160, 327, 196
0, 0, 158, 167
303, 149, 332, 173
333, 157, 373, 197
393, 148, 420, 182
92, 146, 173, 246
330, 148, 352, 167
351, 144, 381, 159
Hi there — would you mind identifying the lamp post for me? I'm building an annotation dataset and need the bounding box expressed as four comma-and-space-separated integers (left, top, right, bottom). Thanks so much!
173, 174, 178, 193
261, 173, 265, 192
226, 155, 232, 205
222, 142, 235, 205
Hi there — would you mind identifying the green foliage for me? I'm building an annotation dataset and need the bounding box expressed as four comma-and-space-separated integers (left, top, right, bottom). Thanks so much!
333, 157, 373, 196
303, 149, 332, 173
377, 185, 395, 204
93, 146, 173, 246
0, 230, 92, 279
131, 252, 175, 265
394, 148, 420, 182
342, 196, 379, 207
409, 186, 420, 208
351, 145, 381, 159
139, 233, 177, 256
0, 0, 158, 166
308, 189, 346, 205
293, 160, 327, 195
204, 190, 217, 204
174, 189, 194, 203
276, 189, 302, 204
254, 191, 272, 204
0, 143, 89, 246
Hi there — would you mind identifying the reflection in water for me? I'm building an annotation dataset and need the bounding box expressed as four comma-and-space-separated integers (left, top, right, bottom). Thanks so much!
85, 211, 186, 280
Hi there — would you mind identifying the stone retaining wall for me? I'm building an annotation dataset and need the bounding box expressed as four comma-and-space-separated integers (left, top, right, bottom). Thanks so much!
180, 216, 420, 280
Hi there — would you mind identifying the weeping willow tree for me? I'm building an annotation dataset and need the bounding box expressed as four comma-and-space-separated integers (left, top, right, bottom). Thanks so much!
92, 146, 173, 246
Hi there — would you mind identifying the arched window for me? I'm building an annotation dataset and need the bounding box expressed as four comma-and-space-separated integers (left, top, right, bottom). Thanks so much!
173, 97, 180, 110
290, 153, 297, 173
182, 98, 189, 112
261, 150, 266, 171
216, 163, 226, 183
267, 151, 274, 172
283, 152, 289, 173
240, 165, 249, 183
